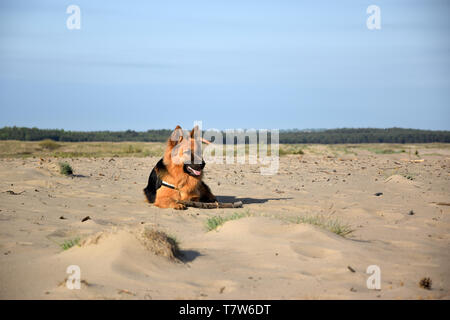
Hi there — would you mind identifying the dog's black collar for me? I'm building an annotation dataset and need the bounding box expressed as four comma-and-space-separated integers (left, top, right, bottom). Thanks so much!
161, 181, 176, 190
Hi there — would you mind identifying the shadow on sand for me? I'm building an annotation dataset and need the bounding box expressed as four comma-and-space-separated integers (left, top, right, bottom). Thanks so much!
216, 195, 292, 204
179, 250, 202, 263
70, 174, 89, 178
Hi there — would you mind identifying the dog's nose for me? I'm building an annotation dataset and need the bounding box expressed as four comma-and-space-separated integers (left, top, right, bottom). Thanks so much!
190, 159, 205, 170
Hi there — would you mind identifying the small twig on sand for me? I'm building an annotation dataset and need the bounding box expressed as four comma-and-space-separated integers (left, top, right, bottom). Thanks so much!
380, 167, 402, 170
400, 159, 424, 163
118, 289, 136, 296
177, 200, 243, 209
5, 190, 25, 195
434, 202, 450, 206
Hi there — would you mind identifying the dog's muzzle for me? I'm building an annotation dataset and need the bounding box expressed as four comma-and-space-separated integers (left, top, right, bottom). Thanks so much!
184, 160, 205, 176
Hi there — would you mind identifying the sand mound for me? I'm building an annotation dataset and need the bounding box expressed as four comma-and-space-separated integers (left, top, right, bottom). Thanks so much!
78, 228, 180, 261
52, 217, 371, 299
2, 216, 448, 299
1, 155, 448, 299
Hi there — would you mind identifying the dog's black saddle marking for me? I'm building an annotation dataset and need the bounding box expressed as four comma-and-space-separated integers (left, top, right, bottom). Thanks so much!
143, 158, 167, 203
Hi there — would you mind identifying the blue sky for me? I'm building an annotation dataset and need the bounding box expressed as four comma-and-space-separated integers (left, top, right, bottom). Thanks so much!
0, 0, 449, 131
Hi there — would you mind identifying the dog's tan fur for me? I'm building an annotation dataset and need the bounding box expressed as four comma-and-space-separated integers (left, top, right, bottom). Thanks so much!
152, 126, 216, 209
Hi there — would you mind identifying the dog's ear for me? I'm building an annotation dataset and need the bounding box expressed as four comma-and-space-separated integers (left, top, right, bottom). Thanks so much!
201, 138, 211, 145
168, 125, 183, 146
190, 125, 199, 139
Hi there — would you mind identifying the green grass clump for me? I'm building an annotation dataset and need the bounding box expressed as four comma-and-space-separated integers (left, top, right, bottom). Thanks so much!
328, 145, 358, 156
53, 151, 91, 158
39, 139, 61, 150
206, 211, 251, 231
376, 149, 396, 154
123, 144, 143, 154
291, 215, 354, 237
363, 146, 406, 155
279, 145, 308, 156
59, 162, 73, 175
292, 149, 304, 155
380, 149, 405, 154
60, 238, 80, 250
205, 216, 226, 231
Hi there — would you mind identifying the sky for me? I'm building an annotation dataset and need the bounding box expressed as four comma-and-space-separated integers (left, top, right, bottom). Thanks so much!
0, 0, 449, 131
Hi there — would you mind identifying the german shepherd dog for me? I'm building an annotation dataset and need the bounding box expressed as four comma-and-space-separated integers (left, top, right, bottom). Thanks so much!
143, 125, 217, 209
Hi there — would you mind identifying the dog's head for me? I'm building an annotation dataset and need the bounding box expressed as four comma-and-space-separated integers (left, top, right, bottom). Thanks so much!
164, 125, 209, 177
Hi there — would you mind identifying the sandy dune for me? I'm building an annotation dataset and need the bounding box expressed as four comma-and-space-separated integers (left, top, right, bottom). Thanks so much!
0, 146, 449, 299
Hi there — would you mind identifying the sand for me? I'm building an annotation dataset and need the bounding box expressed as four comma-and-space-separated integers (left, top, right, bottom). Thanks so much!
0, 146, 449, 299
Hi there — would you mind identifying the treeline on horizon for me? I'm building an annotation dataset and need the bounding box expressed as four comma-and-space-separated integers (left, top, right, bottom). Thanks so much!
0, 126, 449, 144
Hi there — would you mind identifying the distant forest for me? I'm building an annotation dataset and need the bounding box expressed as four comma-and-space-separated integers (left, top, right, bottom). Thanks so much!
0, 126, 449, 144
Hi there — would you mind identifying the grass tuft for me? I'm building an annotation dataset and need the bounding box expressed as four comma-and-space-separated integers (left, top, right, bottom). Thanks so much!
139, 229, 180, 260
123, 144, 143, 154
60, 238, 80, 250
59, 162, 73, 175
292, 149, 304, 155
39, 139, 61, 150
279, 145, 307, 156
205, 210, 251, 231
290, 215, 354, 237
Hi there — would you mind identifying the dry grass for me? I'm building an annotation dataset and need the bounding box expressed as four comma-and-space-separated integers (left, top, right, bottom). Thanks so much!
287, 214, 354, 237
138, 229, 180, 261
38, 139, 61, 150
0, 141, 165, 158
0, 141, 448, 159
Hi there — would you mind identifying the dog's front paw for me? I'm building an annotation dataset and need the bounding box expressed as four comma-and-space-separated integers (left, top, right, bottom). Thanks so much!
174, 203, 187, 210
